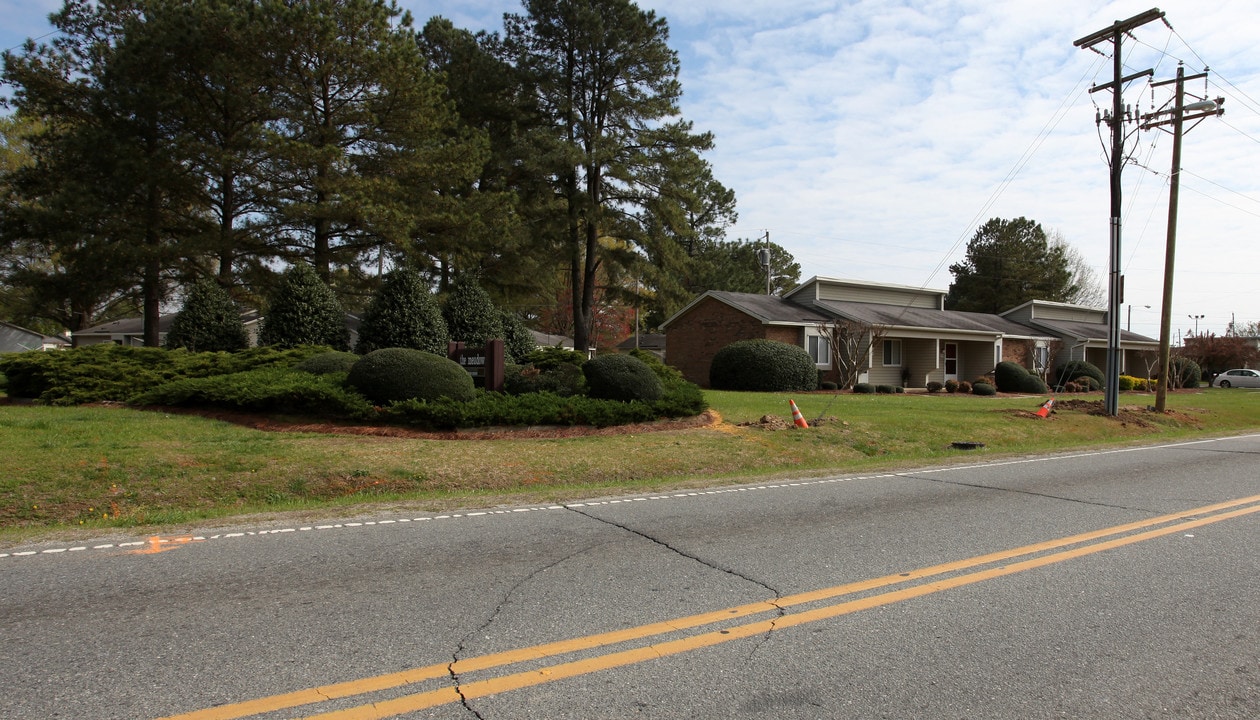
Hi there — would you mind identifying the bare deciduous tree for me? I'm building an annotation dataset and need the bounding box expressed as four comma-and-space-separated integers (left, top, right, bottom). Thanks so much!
816, 319, 888, 389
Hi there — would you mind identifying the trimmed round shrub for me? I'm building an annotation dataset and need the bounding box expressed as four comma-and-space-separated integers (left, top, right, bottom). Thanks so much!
994, 361, 1027, 392
1168, 356, 1202, 388
295, 351, 361, 375
260, 263, 348, 350
442, 276, 503, 347
994, 361, 1049, 393
709, 339, 817, 392
926, 381, 944, 393
944, 379, 959, 393
958, 381, 973, 394
853, 383, 874, 394
876, 384, 895, 394
583, 353, 663, 403
1056, 360, 1103, 389
355, 267, 448, 355
499, 310, 537, 364
820, 381, 838, 391
165, 279, 249, 352
972, 381, 997, 396
346, 348, 475, 405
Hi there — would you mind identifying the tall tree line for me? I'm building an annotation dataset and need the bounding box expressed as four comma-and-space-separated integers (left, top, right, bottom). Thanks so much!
1, 0, 773, 346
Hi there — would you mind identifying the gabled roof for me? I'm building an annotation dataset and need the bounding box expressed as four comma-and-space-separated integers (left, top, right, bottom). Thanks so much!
661, 290, 830, 329
784, 276, 948, 302
814, 300, 1051, 338
76, 315, 175, 336
530, 329, 574, 348
0, 321, 71, 350
616, 333, 665, 350
1022, 318, 1158, 345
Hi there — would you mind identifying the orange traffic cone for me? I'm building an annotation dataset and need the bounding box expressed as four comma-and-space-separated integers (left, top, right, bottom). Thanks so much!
1035, 397, 1056, 418
789, 399, 809, 428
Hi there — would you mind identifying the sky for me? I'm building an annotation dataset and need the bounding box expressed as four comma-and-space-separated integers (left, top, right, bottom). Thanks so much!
3, 0, 1259, 342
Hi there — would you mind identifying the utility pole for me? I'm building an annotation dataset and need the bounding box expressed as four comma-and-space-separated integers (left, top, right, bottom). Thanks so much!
756, 231, 772, 295
1141, 63, 1223, 412
1075, 8, 1163, 417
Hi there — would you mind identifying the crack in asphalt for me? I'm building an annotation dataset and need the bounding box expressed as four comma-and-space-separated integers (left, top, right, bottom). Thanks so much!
896, 472, 1159, 513
565, 506, 787, 656
446, 541, 609, 719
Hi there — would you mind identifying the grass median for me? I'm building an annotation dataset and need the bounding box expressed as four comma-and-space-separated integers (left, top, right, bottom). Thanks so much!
2, 388, 1257, 541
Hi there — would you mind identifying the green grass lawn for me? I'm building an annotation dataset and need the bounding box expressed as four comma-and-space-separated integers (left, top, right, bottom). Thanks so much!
2, 388, 1258, 540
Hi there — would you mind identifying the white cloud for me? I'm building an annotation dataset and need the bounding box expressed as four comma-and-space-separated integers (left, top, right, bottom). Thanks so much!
2, 0, 1257, 339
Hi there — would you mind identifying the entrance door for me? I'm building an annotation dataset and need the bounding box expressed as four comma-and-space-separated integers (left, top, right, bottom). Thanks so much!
944, 342, 958, 382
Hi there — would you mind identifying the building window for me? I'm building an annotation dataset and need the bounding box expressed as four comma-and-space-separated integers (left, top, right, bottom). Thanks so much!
807, 334, 830, 368
882, 339, 902, 367
1034, 344, 1049, 374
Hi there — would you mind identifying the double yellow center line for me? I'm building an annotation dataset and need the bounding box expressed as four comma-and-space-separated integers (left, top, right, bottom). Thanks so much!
161, 493, 1260, 720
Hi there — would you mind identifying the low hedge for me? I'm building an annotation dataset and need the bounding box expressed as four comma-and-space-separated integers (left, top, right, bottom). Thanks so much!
132, 367, 374, 418
0, 344, 330, 405
384, 390, 699, 430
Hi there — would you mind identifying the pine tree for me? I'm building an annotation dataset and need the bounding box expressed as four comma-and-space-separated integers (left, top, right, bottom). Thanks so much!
355, 267, 448, 354
260, 263, 348, 349
165, 279, 249, 352
946, 217, 1076, 313
504, 0, 725, 352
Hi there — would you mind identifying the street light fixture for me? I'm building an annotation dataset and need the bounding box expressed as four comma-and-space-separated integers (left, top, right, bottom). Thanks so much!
1188, 314, 1204, 337
1127, 304, 1151, 332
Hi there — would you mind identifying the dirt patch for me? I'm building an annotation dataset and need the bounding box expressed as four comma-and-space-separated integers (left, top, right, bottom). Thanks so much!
140, 405, 721, 440
736, 414, 844, 431
1010, 398, 1203, 429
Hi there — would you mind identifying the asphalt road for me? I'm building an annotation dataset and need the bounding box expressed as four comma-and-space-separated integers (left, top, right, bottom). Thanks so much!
3, 434, 1259, 719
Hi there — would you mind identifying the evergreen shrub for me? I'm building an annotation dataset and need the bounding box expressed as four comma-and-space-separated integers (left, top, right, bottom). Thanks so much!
295, 351, 361, 375
525, 346, 586, 370
709, 339, 817, 392
499, 311, 537, 364
972, 382, 997, 396
347, 348, 475, 405
442, 276, 503, 347
944, 379, 959, 393
994, 361, 1049, 393
853, 383, 874, 394
504, 363, 585, 397
583, 353, 663, 403
133, 367, 373, 418
927, 381, 944, 393
354, 267, 448, 355
1056, 360, 1104, 390
260, 264, 348, 350
164, 279, 249, 352
1168, 356, 1202, 388
0, 344, 328, 404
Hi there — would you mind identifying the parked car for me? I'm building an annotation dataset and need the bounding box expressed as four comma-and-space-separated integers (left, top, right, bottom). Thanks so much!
1212, 368, 1260, 388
